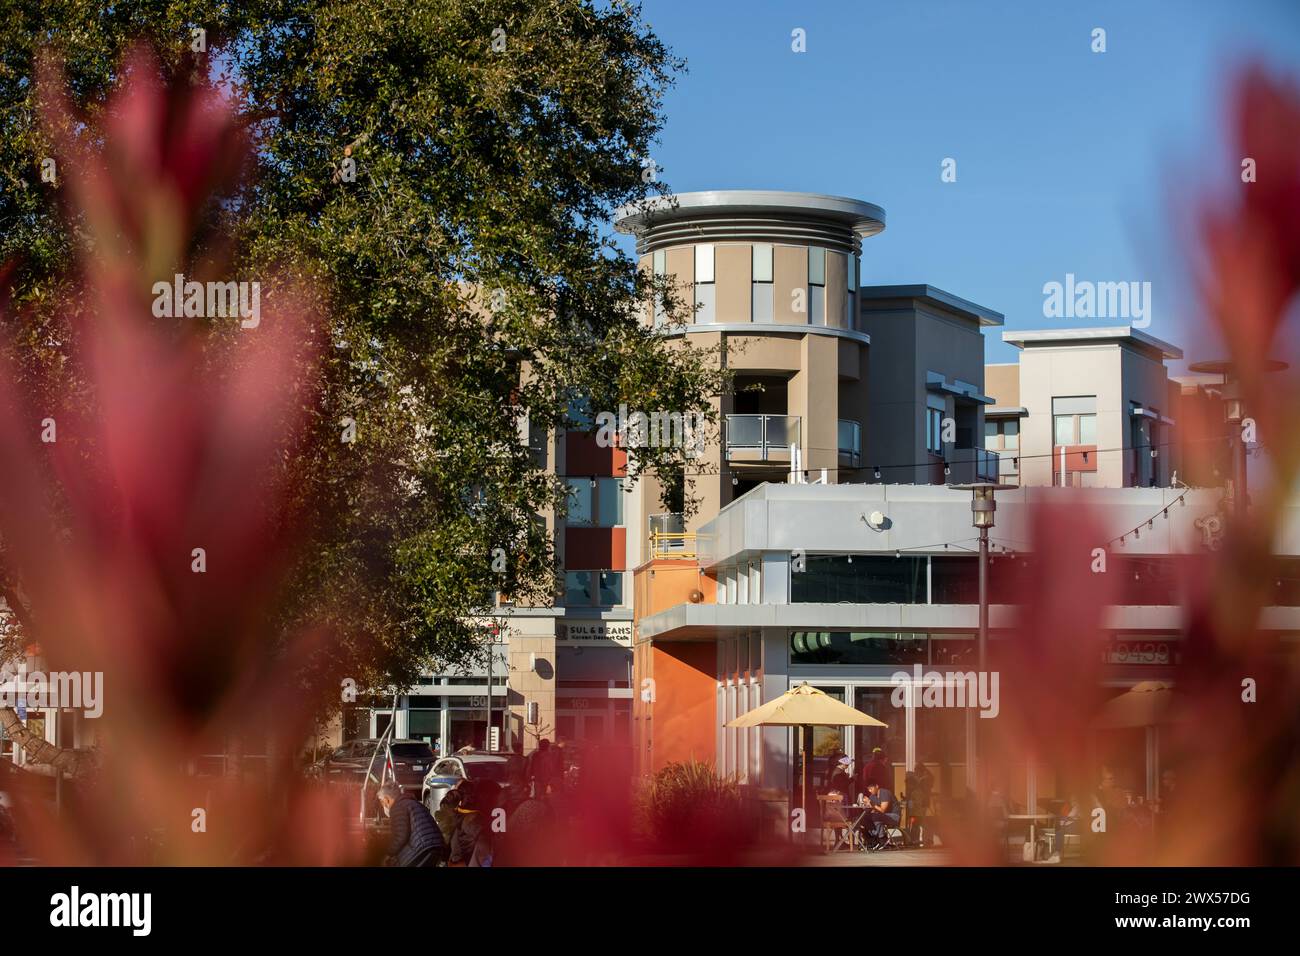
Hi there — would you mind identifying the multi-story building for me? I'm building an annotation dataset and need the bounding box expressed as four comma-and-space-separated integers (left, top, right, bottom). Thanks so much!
988, 328, 1183, 488
631, 481, 1300, 816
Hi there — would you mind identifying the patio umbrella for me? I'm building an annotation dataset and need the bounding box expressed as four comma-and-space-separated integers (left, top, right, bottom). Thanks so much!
1094, 681, 1180, 729
727, 682, 887, 824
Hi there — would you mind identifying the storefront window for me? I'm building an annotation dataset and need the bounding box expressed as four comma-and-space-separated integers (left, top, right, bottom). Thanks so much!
791, 555, 926, 603
447, 702, 503, 752
930, 556, 978, 604
914, 702, 968, 801
854, 687, 906, 792
407, 709, 442, 752
790, 631, 927, 665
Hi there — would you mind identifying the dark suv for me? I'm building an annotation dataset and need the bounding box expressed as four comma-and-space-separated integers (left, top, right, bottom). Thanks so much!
364, 740, 437, 799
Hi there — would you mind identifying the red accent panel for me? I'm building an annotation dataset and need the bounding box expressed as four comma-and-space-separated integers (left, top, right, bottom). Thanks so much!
566, 432, 628, 477
564, 526, 627, 570
1052, 444, 1098, 473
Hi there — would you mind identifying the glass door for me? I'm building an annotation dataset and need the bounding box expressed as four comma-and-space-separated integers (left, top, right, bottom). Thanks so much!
853, 687, 906, 795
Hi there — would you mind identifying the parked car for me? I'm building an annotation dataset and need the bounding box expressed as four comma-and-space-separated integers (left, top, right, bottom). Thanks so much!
420, 751, 526, 813
307, 738, 381, 784
364, 739, 437, 799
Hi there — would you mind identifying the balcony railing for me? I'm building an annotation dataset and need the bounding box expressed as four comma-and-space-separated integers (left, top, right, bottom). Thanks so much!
946, 447, 1001, 484
725, 414, 800, 463
649, 513, 695, 559
837, 419, 861, 468
977, 447, 1000, 481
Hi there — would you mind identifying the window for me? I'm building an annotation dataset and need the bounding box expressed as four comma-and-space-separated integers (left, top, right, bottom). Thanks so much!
985, 419, 1019, 450
598, 571, 623, 605
1051, 396, 1097, 445
652, 249, 666, 326
752, 244, 773, 322
807, 247, 825, 325
564, 477, 624, 527
564, 571, 594, 606
790, 555, 927, 604
845, 252, 857, 328
807, 246, 825, 285
789, 631, 928, 666
565, 391, 593, 430
564, 570, 623, 607
926, 407, 944, 454
694, 244, 715, 323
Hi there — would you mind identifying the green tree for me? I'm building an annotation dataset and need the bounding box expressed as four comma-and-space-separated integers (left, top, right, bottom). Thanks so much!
0, 0, 723, 734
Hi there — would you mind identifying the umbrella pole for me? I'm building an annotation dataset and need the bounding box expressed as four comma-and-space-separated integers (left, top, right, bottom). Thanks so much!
802, 724, 813, 844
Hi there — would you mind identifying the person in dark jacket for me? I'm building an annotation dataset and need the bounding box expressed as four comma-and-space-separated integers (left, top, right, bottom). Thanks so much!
379, 782, 443, 867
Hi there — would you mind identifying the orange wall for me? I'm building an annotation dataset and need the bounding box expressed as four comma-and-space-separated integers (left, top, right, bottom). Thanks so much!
644, 641, 716, 775
632, 560, 717, 777
632, 559, 714, 620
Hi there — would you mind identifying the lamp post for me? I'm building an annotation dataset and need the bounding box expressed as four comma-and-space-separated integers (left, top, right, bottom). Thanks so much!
950, 481, 1014, 802
1188, 359, 1288, 521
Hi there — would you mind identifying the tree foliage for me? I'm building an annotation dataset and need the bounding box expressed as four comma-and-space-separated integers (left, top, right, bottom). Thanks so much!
0, 0, 723, 706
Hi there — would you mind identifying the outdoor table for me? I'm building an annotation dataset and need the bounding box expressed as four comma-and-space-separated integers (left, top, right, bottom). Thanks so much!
817, 796, 871, 852
1006, 813, 1055, 861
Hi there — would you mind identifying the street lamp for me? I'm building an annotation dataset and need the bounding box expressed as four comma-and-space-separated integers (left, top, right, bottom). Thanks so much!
950, 481, 1014, 802
1188, 359, 1288, 521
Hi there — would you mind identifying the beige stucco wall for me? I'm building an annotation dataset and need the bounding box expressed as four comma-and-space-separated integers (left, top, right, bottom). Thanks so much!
1016, 343, 1172, 487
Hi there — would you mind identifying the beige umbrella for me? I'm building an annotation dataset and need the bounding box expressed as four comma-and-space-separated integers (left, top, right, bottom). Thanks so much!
728, 682, 887, 820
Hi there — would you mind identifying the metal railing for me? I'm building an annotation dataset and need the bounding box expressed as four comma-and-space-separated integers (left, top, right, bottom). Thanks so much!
977, 447, 1000, 481
649, 513, 696, 559
724, 414, 800, 462
837, 419, 861, 467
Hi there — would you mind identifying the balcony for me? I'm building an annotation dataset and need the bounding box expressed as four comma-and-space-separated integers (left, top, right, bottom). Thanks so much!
945, 447, 1001, 484
725, 414, 800, 463
837, 419, 861, 468
649, 513, 696, 559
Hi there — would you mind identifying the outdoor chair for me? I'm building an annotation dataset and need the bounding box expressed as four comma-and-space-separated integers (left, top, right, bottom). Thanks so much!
819, 793, 855, 852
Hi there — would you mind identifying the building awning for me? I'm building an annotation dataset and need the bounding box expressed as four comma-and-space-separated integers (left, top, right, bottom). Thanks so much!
926, 371, 994, 405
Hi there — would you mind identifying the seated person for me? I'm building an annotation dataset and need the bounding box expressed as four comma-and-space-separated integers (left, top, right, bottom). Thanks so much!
826, 756, 855, 800
863, 781, 901, 849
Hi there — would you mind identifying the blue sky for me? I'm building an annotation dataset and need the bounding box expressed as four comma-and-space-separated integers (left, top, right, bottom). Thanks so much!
623, 0, 1300, 365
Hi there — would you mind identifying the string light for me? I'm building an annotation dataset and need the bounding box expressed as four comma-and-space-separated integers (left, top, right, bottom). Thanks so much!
607, 434, 1210, 481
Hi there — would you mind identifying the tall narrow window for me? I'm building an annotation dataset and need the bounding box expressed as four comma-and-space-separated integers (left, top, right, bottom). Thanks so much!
751, 244, 773, 322
808, 247, 825, 325
694, 244, 715, 323
652, 249, 666, 326
845, 253, 857, 329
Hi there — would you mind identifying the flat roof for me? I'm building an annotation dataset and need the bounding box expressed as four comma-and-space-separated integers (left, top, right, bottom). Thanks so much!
859, 284, 1004, 327
613, 190, 886, 238
1002, 326, 1183, 360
